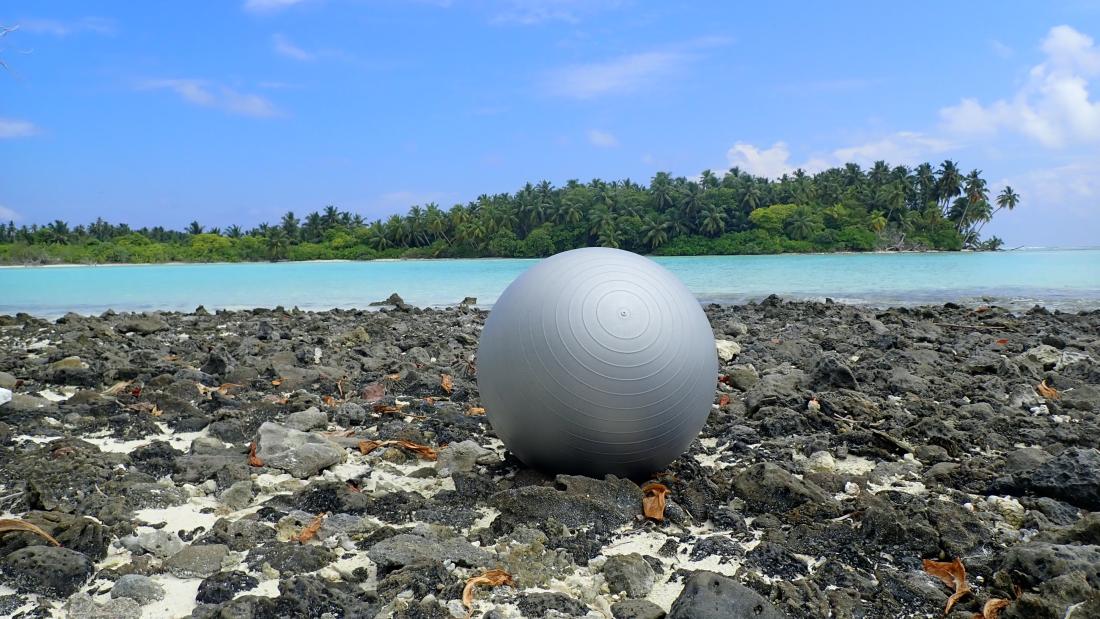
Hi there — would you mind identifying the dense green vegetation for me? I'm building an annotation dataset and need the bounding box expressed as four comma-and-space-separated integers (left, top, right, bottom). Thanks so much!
0, 160, 1018, 264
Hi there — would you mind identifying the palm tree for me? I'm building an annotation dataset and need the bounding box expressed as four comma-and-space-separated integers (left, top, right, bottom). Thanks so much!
651, 172, 676, 211
425, 203, 449, 243
265, 228, 289, 261
700, 169, 719, 190
680, 182, 705, 223
226, 225, 243, 239
641, 215, 671, 250
365, 221, 391, 250
741, 182, 762, 212
187, 221, 204, 235
785, 206, 817, 240
280, 211, 300, 241
322, 205, 340, 229
995, 186, 1019, 214
869, 211, 887, 234
953, 169, 988, 233
557, 196, 583, 225
587, 205, 614, 238
699, 205, 726, 237
301, 212, 323, 243
936, 160, 962, 215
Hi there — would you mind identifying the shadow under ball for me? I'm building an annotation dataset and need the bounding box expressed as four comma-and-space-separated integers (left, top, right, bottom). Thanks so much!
477, 247, 719, 479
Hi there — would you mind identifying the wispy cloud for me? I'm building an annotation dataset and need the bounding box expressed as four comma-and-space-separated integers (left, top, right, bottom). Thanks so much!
0, 205, 22, 221
989, 39, 1014, 59
941, 25, 1100, 148
544, 37, 729, 99
15, 17, 115, 36
545, 50, 687, 99
139, 79, 282, 118
272, 33, 314, 60
587, 129, 619, 148
243, 0, 312, 13
491, 0, 622, 25
0, 117, 38, 138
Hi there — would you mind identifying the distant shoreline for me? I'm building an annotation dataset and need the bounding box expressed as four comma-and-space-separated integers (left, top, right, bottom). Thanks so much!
4, 247, 1090, 269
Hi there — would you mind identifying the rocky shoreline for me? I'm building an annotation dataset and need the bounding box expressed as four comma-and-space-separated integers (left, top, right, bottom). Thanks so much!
0, 297, 1097, 618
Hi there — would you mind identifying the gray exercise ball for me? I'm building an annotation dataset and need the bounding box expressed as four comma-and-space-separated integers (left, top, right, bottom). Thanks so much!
477, 247, 718, 478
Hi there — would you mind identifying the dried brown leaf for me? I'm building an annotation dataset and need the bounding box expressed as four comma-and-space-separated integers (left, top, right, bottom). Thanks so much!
358, 439, 437, 461
717, 393, 730, 407
321, 395, 337, 406
150, 404, 163, 417
372, 403, 400, 415
362, 382, 385, 402
248, 442, 264, 467
295, 512, 326, 544
271, 378, 283, 387
641, 482, 668, 521
384, 373, 401, 382
922, 558, 971, 615
466, 407, 486, 416
976, 598, 1010, 619
462, 569, 514, 618
1037, 380, 1060, 400
440, 373, 454, 395
0, 519, 61, 546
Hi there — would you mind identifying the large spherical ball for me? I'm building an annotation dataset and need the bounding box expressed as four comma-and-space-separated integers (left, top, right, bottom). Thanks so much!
477, 247, 718, 478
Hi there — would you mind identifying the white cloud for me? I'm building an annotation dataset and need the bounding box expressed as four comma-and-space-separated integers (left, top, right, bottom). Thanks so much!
587, 129, 618, 148
725, 132, 951, 179
0, 117, 38, 138
725, 142, 798, 178
545, 51, 687, 99
831, 131, 953, 166
0, 205, 21, 221
243, 0, 310, 13
940, 25, 1100, 148
139, 79, 281, 118
272, 33, 314, 60
16, 17, 115, 36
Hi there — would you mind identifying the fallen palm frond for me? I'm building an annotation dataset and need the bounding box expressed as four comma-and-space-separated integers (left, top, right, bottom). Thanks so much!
358, 439, 437, 461
922, 558, 971, 615
976, 598, 1010, 619
1037, 379, 1060, 400
462, 569, 514, 618
0, 519, 61, 546
295, 512, 326, 544
641, 481, 669, 521
248, 442, 264, 467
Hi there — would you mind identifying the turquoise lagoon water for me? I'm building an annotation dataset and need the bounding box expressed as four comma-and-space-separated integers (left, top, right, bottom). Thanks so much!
2, 249, 1098, 317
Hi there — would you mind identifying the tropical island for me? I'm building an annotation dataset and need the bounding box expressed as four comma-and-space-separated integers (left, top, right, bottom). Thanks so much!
0, 160, 1019, 265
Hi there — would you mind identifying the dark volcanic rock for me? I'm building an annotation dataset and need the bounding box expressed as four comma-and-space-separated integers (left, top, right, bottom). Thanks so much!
667, 570, 784, 619
516, 591, 589, 617
731, 462, 836, 516
491, 474, 643, 530
1001, 542, 1100, 588
1014, 448, 1100, 510
0, 546, 94, 598
196, 570, 259, 604
246, 542, 336, 574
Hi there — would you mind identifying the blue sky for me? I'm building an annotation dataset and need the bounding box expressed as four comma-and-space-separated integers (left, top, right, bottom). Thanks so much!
1, 1, 1098, 246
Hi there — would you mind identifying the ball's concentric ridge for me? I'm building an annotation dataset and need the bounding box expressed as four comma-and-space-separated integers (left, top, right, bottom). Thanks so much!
477, 247, 718, 478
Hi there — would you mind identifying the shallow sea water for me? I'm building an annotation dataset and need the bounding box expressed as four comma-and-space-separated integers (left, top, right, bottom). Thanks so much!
2, 249, 1098, 317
